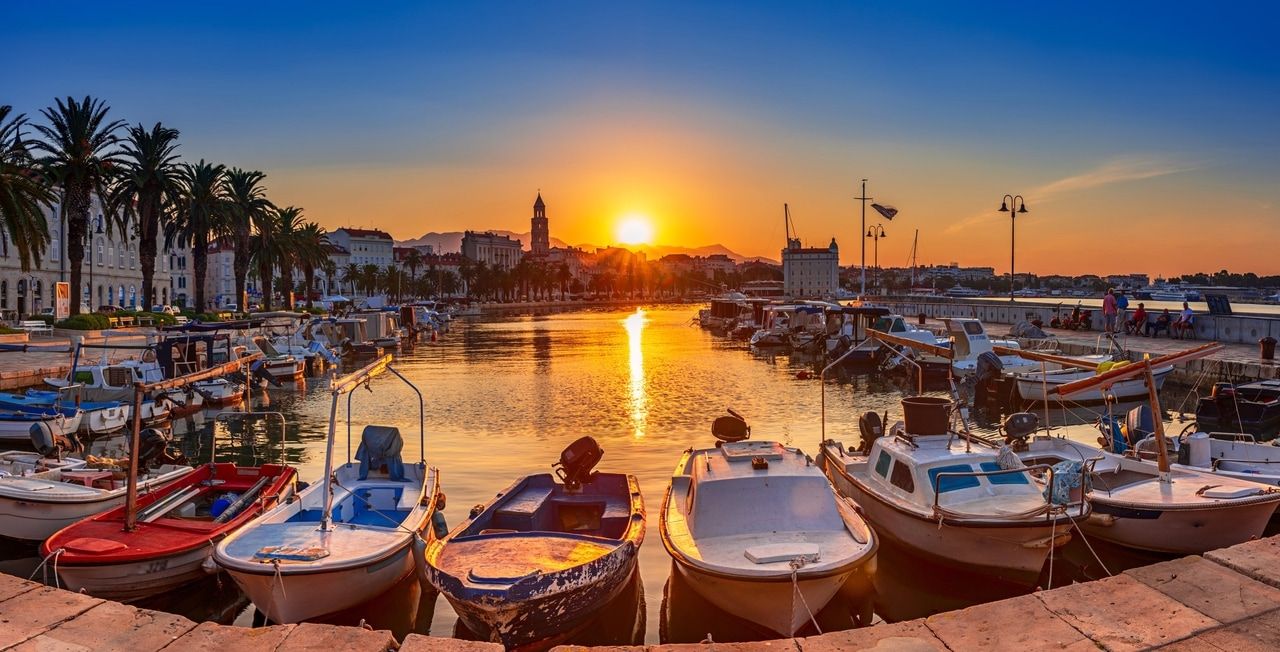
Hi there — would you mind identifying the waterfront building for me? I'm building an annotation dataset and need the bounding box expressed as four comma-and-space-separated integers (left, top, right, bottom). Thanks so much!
0, 194, 189, 318
782, 236, 839, 299
331, 228, 394, 268
203, 239, 260, 309
461, 231, 522, 271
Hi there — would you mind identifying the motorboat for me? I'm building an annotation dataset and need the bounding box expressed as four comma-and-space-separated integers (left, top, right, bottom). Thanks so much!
944, 318, 1108, 377
0, 407, 82, 443
1017, 434, 1280, 554
250, 337, 306, 382
214, 355, 441, 624
0, 450, 86, 479
352, 311, 403, 350
191, 377, 245, 408
819, 398, 1084, 586
1194, 380, 1280, 441
1010, 363, 1174, 406
45, 351, 174, 426
1103, 405, 1280, 488
698, 293, 749, 331
0, 428, 192, 541
749, 303, 827, 349
43, 456, 297, 601
11, 387, 129, 436
944, 286, 985, 298
661, 410, 877, 637
836, 313, 947, 375
426, 436, 644, 647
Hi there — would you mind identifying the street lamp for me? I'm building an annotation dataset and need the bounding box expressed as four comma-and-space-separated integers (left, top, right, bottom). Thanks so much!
865, 224, 886, 294
87, 215, 104, 311
998, 195, 1029, 301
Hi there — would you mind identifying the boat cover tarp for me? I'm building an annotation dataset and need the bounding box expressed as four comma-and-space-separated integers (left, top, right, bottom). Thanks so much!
355, 425, 405, 481
1043, 460, 1087, 505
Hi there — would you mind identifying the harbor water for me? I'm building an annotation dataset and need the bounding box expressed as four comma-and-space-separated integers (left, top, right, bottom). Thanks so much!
0, 305, 1214, 645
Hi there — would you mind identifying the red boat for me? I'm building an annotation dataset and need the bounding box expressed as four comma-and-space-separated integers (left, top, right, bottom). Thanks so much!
42, 462, 297, 602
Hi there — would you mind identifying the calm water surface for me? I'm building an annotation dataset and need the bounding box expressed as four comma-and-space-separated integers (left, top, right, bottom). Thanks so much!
1, 305, 1211, 645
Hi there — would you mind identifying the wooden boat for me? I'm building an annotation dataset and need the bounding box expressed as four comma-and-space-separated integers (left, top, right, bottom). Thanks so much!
0, 450, 86, 479
1018, 435, 1280, 554
3, 388, 128, 436
251, 337, 306, 381
1194, 380, 1280, 440
42, 460, 297, 601
0, 408, 81, 442
213, 355, 441, 624
662, 411, 877, 637
426, 436, 643, 648
0, 444, 191, 541
1012, 364, 1173, 405
819, 398, 1084, 586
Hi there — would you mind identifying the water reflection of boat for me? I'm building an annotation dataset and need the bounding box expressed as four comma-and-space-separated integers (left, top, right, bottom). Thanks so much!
427, 436, 644, 648
661, 411, 877, 637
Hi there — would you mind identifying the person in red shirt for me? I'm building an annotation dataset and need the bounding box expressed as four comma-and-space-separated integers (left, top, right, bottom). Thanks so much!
1127, 303, 1148, 335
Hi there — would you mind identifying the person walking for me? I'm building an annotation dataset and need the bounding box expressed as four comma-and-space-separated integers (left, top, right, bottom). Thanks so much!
1102, 288, 1118, 333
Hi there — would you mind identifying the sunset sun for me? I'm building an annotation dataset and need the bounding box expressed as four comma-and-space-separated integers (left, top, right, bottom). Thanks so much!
616, 215, 655, 246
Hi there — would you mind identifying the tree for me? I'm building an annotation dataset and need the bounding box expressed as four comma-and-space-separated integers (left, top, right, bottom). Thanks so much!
225, 168, 273, 310
293, 220, 330, 308
360, 263, 381, 296
0, 105, 54, 271
270, 207, 307, 309
403, 249, 422, 298
557, 263, 571, 299
109, 122, 182, 309
168, 160, 228, 312
341, 262, 361, 296
32, 96, 123, 315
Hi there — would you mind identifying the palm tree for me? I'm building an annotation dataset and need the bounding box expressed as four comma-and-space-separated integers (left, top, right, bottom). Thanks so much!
225, 168, 272, 310
109, 122, 182, 309
0, 106, 54, 270
32, 96, 123, 314
458, 258, 477, 298
556, 263, 572, 300
341, 262, 360, 297
294, 221, 330, 308
249, 207, 292, 310
168, 160, 228, 312
272, 207, 307, 309
403, 249, 422, 299
360, 263, 380, 296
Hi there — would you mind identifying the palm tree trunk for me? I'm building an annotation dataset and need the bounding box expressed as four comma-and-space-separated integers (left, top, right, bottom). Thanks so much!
304, 268, 315, 308
138, 194, 160, 309
234, 231, 251, 312
193, 233, 208, 313
258, 259, 273, 311
65, 179, 90, 316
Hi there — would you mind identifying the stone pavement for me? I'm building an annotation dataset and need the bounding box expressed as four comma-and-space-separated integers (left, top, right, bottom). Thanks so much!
4, 533, 1280, 651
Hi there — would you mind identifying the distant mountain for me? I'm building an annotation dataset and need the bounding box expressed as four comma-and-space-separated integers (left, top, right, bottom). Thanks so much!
396, 230, 777, 264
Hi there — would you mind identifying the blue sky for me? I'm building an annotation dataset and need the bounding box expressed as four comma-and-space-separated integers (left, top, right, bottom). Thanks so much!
8, 1, 1279, 274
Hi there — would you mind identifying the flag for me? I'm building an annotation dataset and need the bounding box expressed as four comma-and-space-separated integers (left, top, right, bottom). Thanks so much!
872, 203, 898, 220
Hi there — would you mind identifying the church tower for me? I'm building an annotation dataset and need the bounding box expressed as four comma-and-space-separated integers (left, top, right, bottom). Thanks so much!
531, 192, 549, 256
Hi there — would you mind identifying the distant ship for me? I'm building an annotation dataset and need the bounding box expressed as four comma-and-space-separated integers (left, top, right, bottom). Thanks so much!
944, 286, 985, 298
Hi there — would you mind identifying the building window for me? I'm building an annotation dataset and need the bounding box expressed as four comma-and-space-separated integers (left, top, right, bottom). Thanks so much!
97, 238, 104, 266
0, 280, 6, 309
107, 245, 114, 267
52, 236, 60, 262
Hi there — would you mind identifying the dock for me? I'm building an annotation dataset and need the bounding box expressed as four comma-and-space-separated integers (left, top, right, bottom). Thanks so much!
0, 333, 150, 390
5, 533, 1280, 650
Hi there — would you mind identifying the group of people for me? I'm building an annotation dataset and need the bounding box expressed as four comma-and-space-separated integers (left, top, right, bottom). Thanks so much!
1102, 288, 1196, 338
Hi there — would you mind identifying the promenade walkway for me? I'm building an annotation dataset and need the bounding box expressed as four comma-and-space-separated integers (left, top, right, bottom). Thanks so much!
3, 534, 1280, 650
0, 333, 150, 390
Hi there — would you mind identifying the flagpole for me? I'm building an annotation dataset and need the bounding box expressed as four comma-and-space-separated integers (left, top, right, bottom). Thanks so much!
855, 179, 871, 296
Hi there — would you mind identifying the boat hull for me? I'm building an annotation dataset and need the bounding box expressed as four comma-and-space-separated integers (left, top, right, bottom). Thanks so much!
55, 544, 217, 602
672, 556, 856, 637
228, 545, 417, 624
1084, 497, 1279, 554
822, 452, 1062, 586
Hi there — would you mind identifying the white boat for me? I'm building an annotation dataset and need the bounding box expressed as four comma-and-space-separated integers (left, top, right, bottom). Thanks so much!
1018, 435, 1280, 554
0, 408, 82, 443
5, 387, 128, 436
214, 355, 441, 624
944, 318, 1109, 377
944, 286, 985, 298
191, 377, 245, 407
250, 337, 306, 381
45, 359, 172, 426
819, 398, 1085, 586
1013, 364, 1174, 404
1176, 432, 1280, 486
749, 303, 827, 349
0, 452, 192, 541
660, 412, 877, 636
0, 450, 86, 479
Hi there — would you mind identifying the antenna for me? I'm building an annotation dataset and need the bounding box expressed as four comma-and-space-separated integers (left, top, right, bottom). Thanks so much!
784, 204, 799, 248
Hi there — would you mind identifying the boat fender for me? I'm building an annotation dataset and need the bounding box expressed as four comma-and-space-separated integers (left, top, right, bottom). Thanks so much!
201, 555, 219, 574
410, 533, 431, 590
1086, 513, 1117, 527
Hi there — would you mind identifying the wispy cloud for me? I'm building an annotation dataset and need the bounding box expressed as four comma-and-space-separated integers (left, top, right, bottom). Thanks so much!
1031, 156, 1199, 202
944, 156, 1200, 233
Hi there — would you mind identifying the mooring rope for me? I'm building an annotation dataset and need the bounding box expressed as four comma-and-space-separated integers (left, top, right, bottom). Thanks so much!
29, 547, 64, 589
789, 557, 822, 635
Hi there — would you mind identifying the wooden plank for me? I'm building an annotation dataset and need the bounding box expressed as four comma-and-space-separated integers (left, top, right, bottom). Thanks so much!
1051, 342, 1222, 396
991, 345, 1099, 371
867, 328, 954, 359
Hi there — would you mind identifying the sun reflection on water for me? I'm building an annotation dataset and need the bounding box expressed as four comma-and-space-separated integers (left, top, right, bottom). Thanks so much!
623, 309, 648, 439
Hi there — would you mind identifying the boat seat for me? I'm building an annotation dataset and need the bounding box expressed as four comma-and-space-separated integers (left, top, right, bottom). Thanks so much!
493, 486, 554, 530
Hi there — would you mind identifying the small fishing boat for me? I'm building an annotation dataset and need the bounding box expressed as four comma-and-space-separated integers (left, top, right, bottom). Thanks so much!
662, 410, 877, 637
43, 457, 297, 601
0, 450, 86, 479
214, 355, 440, 624
1194, 380, 1280, 441
0, 408, 82, 442
1011, 364, 1174, 405
251, 337, 306, 381
820, 398, 1084, 586
44, 358, 172, 426
426, 436, 644, 648
0, 428, 192, 541
16, 388, 129, 436
191, 377, 245, 408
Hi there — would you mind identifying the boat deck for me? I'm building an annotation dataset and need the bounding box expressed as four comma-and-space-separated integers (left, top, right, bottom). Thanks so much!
433, 534, 616, 584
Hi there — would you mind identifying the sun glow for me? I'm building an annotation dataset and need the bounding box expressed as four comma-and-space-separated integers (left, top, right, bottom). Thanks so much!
616, 215, 655, 246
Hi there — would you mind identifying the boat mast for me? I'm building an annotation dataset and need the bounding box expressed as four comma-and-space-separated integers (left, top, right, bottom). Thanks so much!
909, 229, 919, 288
855, 180, 871, 296
1142, 359, 1173, 482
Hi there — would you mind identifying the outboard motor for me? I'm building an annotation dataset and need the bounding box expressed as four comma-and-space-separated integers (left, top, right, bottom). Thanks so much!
29, 422, 80, 459
554, 436, 604, 491
1002, 412, 1039, 446
137, 428, 186, 467
1211, 382, 1237, 427
711, 408, 751, 444
250, 360, 284, 388
858, 411, 884, 452
974, 351, 1004, 418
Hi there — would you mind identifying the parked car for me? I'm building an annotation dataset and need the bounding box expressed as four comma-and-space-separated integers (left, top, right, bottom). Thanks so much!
96, 305, 124, 314
221, 304, 239, 312
150, 305, 178, 315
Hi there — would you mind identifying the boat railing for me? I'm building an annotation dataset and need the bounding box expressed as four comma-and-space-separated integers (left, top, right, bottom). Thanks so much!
321, 353, 427, 533
1212, 457, 1280, 470
213, 411, 288, 468
930, 462, 1086, 520
1209, 432, 1258, 443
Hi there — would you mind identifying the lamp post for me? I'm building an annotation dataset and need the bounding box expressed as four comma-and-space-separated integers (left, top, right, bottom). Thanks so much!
87, 215, 104, 311
855, 179, 872, 296
998, 195, 1029, 301
865, 224, 886, 294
